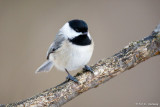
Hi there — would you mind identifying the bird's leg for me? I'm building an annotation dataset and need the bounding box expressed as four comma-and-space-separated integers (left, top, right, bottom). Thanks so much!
65, 69, 78, 83
83, 65, 94, 74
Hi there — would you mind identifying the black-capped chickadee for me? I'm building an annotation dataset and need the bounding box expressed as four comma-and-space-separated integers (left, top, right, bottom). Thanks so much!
36, 19, 94, 83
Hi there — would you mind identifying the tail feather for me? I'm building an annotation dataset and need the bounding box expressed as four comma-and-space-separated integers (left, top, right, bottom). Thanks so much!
35, 60, 54, 73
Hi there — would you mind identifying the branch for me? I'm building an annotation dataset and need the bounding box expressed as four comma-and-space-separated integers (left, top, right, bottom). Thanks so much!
1, 24, 160, 107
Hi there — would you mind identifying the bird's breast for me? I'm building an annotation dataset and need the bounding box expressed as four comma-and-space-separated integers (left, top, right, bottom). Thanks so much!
52, 40, 94, 71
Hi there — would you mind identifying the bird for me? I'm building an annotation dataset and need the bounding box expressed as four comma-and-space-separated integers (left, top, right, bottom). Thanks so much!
35, 19, 94, 83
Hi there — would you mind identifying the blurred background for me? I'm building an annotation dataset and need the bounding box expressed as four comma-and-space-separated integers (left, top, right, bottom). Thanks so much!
0, 0, 160, 107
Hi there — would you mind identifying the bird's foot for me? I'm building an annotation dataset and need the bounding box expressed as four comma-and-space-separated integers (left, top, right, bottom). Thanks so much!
83, 65, 94, 74
66, 74, 79, 83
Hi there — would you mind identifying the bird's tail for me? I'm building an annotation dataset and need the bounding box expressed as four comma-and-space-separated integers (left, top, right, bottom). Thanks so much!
35, 60, 54, 73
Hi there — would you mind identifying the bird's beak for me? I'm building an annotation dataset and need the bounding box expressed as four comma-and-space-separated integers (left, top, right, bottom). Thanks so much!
83, 32, 88, 35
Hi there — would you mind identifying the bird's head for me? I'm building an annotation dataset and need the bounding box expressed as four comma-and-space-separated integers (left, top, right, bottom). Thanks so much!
59, 19, 91, 39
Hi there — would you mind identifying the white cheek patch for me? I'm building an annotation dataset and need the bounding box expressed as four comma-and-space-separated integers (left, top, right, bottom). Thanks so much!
60, 23, 82, 39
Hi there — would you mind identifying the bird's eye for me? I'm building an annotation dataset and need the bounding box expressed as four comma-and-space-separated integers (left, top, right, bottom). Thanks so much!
75, 29, 79, 32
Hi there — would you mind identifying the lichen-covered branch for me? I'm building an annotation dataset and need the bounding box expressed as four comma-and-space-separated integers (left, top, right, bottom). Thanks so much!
1, 24, 160, 107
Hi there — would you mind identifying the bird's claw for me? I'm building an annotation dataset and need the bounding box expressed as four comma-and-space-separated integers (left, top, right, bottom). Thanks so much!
83, 65, 94, 74
66, 74, 79, 83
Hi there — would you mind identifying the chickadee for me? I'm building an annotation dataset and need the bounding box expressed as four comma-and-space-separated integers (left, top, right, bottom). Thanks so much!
35, 19, 94, 83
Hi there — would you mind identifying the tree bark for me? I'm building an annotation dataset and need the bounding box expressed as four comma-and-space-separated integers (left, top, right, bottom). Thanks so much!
1, 24, 160, 107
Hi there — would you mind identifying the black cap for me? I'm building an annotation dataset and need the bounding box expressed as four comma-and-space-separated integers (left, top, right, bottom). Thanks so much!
69, 19, 88, 33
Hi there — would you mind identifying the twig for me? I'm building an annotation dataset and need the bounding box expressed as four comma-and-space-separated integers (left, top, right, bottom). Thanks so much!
1, 24, 160, 107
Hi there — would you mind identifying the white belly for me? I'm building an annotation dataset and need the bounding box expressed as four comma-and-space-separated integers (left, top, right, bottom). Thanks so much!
51, 41, 94, 71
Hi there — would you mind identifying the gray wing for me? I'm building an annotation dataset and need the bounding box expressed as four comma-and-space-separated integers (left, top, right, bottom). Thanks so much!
47, 33, 65, 59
